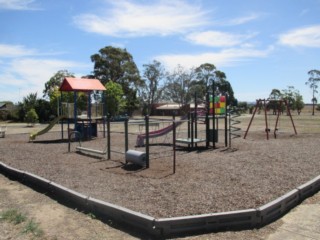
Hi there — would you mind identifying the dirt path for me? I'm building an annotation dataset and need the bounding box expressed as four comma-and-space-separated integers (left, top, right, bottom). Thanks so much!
0, 174, 137, 240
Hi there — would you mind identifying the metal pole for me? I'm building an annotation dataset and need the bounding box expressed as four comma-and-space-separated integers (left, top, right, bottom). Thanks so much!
188, 112, 191, 139
88, 91, 92, 139
173, 120, 176, 174
264, 99, 269, 140
191, 112, 194, 149
60, 92, 63, 139
74, 91, 77, 126
107, 115, 111, 160
225, 95, 228, 147
103, 116, 106, 138
229, 107, 232, 148
124, 117, 129, 152
212, 80, 215, 148
102, 92, 106, 138
194, 92, 198, 142
206, 92, 210, 148
145, 115, 150, 168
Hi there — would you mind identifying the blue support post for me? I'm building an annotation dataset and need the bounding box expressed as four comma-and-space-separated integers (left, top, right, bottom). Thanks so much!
88, 91, 92, 139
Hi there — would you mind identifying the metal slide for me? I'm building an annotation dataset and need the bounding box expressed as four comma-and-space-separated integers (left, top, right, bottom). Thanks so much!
136, 117, 187, 147
29, 115, 65, 141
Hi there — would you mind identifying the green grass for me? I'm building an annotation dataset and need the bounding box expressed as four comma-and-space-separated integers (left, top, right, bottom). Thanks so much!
0, 209, 27, 224
87, 212, 96, 219
0, 209, 44, 238
22, 219, 44, 237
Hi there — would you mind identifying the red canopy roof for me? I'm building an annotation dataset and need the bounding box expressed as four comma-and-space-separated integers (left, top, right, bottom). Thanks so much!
59, 77, 106, 92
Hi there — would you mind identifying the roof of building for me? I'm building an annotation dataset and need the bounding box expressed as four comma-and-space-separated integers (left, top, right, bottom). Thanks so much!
0, 102, 6, 109
156, 103, 206, 110
156, 104, 181, 110
59, 77, 106, 92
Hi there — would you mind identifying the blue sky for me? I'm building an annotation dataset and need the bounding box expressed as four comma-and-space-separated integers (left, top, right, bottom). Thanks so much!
1, 0, 320, 104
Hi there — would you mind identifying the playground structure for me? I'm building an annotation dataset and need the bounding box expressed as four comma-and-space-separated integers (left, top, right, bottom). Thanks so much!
74, 90, 242, 173
59, 77, 106, 140
244, 98, 297, 139
136, 95, 229, 148
29, 77, 106, 141
28, 77, 242, 173
24, 77, 240, 171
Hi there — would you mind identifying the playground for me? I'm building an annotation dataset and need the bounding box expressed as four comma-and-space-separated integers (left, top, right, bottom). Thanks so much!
1, 112, 320, 220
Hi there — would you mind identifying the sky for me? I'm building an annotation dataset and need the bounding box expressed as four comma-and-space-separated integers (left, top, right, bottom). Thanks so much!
0, 0, 320, 104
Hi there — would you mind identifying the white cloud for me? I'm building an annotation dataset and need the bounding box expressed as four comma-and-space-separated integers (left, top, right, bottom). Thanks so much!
185, 31, 258, 47
279, 25, 320, 48
0, 44, 38, 57
226, 13, 260, 25
73, 0, 209, 37
0, 0, 41, 10
156, 46, 273, 70
0, 43, 91, 102
0, 58, 89, 102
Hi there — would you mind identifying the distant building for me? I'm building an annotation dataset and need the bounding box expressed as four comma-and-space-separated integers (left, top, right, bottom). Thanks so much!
0, 102, 14, 120
152, 103, 206, 116
0, 102, 7, 110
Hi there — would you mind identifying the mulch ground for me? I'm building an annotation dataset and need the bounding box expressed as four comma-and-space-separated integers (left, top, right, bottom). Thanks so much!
1, 124, 320, 218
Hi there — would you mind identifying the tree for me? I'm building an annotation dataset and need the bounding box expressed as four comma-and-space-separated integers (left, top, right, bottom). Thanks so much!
306, 69, 320, 115
15, 93, 54, 122
105, 81, 125, 116
162, 65, 193, 107
282, 86, 304, 115
45, 70, 90, 116
195, 63, 235, 104
43, 70, 74, 99
91, 46, 143, 114
194, 63, 216, 100
43, 70, 75, 116
214, 70, 235, 104
25, 108, 38, 126
268, 89, 282, 114
294, 94, 304, 115
269, 89, 282, 100
23, 92, 38, 112
35, 99, 54, 122
140, 60, 165, 114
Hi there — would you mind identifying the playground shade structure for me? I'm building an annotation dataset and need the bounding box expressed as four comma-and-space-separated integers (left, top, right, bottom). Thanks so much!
59, 77, 106, 92
29, 115, 65, 141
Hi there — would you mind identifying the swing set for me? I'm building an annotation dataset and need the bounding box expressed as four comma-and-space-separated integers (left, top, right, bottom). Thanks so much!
243, 98, 297, 139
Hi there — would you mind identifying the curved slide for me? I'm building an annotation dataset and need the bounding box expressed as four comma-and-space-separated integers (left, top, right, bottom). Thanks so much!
136, 117, 186, 147
29, 115, 65, 141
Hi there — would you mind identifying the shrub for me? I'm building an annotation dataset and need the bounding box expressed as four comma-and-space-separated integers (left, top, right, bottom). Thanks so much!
25, 108, 39, 126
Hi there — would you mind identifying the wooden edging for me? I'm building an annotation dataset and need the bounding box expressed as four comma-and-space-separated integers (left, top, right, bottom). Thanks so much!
0, 161, 319, 238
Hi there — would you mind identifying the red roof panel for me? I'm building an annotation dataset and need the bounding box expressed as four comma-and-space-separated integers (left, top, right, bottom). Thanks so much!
59, 77, 106, 92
